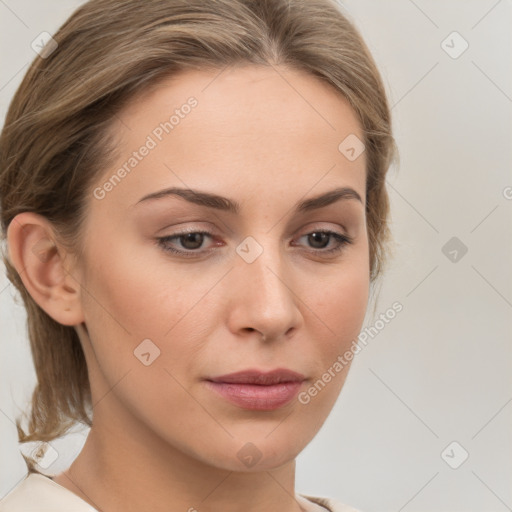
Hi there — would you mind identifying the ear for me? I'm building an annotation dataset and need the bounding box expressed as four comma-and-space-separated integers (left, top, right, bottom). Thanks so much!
6, 212, 85, 326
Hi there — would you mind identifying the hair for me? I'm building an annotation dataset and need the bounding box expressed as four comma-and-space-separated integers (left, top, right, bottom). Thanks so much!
0, 0, 397, 472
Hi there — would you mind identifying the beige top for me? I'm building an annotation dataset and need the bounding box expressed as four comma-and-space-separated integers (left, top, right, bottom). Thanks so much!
0, 473, 362, 512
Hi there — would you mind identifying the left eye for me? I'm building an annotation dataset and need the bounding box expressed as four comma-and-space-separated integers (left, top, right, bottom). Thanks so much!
294, 230, 353, 254
156, 229, 353, 257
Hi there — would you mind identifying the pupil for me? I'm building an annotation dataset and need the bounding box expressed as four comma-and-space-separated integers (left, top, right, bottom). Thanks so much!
309, 232, 328, 248
182, 233, 203, 249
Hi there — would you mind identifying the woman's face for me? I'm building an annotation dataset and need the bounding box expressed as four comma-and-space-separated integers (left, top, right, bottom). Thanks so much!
73, 64, 369, 471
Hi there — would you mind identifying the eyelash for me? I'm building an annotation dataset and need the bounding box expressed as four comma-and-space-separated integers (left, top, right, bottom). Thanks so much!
156, 229, 353, 258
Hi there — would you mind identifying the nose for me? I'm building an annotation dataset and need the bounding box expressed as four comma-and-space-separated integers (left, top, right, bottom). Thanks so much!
226, 240, 303, 342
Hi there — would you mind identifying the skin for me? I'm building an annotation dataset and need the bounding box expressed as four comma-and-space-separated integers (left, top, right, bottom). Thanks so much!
8, 65, 369, 512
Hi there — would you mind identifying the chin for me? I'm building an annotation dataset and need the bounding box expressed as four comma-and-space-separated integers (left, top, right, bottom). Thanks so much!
193, 429, 311, 473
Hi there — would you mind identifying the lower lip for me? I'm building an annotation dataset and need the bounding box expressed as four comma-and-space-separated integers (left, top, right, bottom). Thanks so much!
204, 381, 303, 410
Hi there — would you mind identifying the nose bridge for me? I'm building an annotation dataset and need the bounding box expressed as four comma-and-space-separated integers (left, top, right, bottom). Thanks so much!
231, 234, 300, 337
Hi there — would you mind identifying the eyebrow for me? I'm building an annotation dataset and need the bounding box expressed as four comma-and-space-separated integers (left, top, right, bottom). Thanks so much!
134, 186, 363, 213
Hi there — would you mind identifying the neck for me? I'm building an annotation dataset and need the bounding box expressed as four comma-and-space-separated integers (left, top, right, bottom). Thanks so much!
54, 405, 303, 512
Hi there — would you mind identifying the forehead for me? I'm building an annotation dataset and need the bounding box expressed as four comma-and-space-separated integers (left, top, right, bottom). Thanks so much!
93, 65, 366, 215
118, 64, 363, 140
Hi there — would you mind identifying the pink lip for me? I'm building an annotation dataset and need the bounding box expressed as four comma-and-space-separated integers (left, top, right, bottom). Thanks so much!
205, 368, 306, 410
208, 368, 306, 385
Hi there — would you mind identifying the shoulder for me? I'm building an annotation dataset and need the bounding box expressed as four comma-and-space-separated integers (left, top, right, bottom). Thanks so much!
1, 475, 362, 512
0, 472, 98, 512
297, 492, 363, 512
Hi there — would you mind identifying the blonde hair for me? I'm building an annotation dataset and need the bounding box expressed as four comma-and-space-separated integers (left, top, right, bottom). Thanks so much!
0, 0, 397, 472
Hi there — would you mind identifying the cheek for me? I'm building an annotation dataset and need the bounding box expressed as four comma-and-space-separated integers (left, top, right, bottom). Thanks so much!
310, 254, 370, 366
333, 269, 369, 334
81, 242, 190, 337
296, 265, 368, 415
79, 242, 219, 383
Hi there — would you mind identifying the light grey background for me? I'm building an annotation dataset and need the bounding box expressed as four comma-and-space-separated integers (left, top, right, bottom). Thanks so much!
1, 1, 511, 511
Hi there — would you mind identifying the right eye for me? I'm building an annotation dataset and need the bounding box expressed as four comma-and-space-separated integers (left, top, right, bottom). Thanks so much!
156, 230, 218, 257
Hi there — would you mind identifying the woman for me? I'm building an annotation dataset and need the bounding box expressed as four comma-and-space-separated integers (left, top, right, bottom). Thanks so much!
0, 0, 397, 510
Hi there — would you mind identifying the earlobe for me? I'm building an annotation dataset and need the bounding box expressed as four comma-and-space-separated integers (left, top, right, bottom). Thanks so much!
6, 212, 85, 327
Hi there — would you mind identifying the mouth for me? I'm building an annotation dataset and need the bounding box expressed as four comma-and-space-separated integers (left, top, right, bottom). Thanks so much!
204, 368, 306, 410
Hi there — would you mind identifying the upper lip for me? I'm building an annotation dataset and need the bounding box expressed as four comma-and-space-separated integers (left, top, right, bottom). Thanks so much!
207, 368, 306, 385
